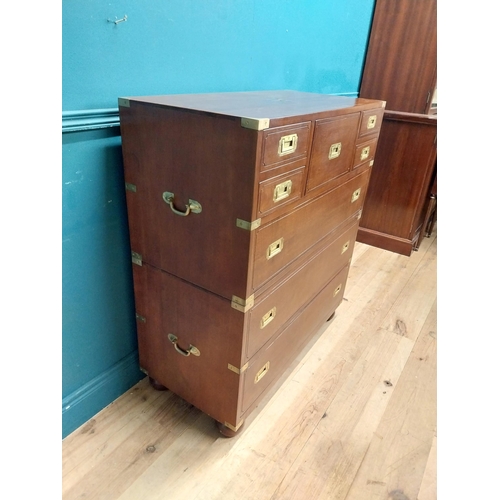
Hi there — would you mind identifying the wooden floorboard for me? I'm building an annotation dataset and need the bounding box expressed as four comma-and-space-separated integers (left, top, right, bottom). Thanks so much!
62, 232, 437, 500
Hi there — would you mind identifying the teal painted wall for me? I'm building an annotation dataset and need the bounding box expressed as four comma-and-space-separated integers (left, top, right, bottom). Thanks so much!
62, 0, 376, 438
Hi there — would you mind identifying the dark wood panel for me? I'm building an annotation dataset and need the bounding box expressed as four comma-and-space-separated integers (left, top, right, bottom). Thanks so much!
358, 114, 437, 252
359, 0, 437, 113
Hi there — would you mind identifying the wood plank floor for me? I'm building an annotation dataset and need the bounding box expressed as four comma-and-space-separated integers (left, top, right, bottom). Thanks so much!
62, 231, 437, 500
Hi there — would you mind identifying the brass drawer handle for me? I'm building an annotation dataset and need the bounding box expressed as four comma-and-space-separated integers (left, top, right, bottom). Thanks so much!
360, 146, 370, 161
267, 237, 284, 260
260, 307, 277, 329
334, 284, 342, 296
367, 115, 377, 129
341, 241, 350, 254
278, 134, 298, 156
254, 361, 270, 384
351, 188, 361, 203
167, 333, 201, 357
328, 142, 342, 159
273, 180, 292, 203
162, 191, 202, 216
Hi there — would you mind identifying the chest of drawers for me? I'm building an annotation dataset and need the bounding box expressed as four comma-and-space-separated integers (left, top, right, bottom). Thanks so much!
118, 90, 385, 436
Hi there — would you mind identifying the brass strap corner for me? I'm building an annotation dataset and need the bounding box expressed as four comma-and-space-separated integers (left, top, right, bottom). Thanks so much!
236, 218, 261, 231
118, 97, 130, 108
139, 367, 149, 376
241, 117, 270, 131
135, 313, 146, 323
231, 294, 255, 313
228, 362, 249, 374
125, 182, 137, 192
224, 420, 244, 432
131, 251, 142, 266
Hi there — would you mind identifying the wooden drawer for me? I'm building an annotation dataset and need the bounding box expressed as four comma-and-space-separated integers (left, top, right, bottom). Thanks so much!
241, 264, 350, 415
252, 167, 370, 291
246, 219, 358, 359
258, 166, 306, 216
353, 137, 378, 170
261, 122, 311, 171
358, 108, 384, 139
306, 112, 360, 193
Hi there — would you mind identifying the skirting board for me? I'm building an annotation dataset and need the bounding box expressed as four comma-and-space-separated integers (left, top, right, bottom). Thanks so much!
62, 351, 145, 439
356, 227, 414, 257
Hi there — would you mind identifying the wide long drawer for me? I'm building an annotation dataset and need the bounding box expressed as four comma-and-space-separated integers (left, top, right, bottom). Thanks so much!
240, 264, 350, 417
251, 167, 370, 291
245, 218, 358, 360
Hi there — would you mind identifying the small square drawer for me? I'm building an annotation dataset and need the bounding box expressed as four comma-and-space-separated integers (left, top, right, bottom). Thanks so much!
306, 112, 360, 193
257, 166, 306, 216
358, 108, 384, 139
353, 138, 379, 170
261, 122, 311, 170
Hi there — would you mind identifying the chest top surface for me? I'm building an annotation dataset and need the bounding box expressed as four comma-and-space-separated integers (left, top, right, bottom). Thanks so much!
119, 90, 384, 126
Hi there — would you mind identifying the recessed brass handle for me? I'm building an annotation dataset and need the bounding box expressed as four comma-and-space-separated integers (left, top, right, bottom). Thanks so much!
329, 142, 342, 159
254, 361, 270, 384
334, 284, 342, 296
278, 134, 298, 156
273, 180, 292, 203
360, 146, 370, 161
162, 191, 202, 216
267, 237, 284, 260
260, 307, 277, 329
167, 333, 201, 357
367, 115, 377, 129
351, 188, 361, 203
341, 241, 350, 254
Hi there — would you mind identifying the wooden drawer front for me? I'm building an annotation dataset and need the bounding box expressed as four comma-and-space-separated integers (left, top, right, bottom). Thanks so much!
353, 138, 378, 170
258, 166, 306, 216
252, 168, 370, 291
135, 263, 246, 427
358, 108, 384, 139
306, 113, 360, 193
246, 219, 358, 359
261, 122, 311, 170
241, 264, 350, 414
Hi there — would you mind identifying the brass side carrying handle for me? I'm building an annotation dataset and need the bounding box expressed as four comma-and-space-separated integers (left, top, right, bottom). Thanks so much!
167, 333, 201, 357
162, 191, 202, 216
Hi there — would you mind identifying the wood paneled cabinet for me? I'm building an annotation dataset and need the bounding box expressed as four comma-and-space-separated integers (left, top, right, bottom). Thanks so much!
357, 0, 437, 255
118, 91, 385, 435
359, 0, 437, 115
357, 111, 436, 256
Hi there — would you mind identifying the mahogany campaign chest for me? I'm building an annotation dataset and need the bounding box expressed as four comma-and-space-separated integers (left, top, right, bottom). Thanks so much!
118, 90, 385, 436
